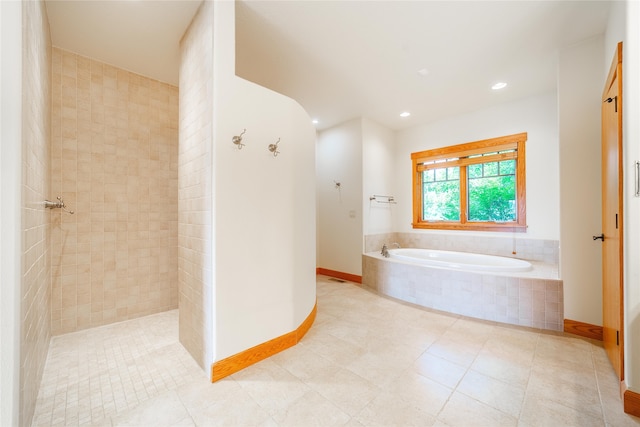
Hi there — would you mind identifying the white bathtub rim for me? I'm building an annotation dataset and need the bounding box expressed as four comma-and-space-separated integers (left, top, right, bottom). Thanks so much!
365, 250, 559, 279
388, 248, 532, 273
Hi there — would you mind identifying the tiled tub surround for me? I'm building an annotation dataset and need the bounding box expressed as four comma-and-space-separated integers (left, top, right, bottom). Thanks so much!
362, 252, 563, 331
365, 233, 559, 265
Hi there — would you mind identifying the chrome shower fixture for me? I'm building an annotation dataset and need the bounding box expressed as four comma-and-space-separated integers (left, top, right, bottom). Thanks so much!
44, 196, 74, 214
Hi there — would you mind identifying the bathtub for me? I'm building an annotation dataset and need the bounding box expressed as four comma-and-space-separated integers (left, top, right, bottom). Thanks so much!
388, 248, 532, 273
362, 249, 563, 331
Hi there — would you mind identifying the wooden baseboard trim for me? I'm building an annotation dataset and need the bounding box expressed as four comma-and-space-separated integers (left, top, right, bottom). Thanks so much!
210, 301, 317, 382
316, 267, 362, 284
563, 319, 603, 341
623, 384, 640, 418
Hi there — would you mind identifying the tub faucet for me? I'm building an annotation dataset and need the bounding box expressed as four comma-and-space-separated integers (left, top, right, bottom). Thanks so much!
392, 242, 401, 248
381, 244, 389, 258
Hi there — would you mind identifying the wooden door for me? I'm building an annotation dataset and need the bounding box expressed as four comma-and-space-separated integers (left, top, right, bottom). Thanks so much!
601, 42, 623, 380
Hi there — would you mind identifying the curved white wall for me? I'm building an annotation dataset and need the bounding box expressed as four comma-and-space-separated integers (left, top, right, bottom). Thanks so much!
212, 1, 316, 362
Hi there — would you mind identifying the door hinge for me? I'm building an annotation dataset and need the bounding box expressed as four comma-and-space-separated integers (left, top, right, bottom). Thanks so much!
616, 213, 619, 229
617, 330, 619, 346
605, 96, 618, 113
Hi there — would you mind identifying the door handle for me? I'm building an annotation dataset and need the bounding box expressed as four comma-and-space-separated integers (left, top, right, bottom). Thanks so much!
593, 233, 605, 241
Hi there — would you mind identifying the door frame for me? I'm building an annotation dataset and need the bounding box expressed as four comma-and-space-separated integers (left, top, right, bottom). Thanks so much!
601, 41, 624, 382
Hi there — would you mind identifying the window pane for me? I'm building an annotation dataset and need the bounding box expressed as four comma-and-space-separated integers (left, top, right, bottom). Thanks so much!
483, 162, 498, 176
468, 164, 482, 178
422, 168, 460, 221
423, 169, 434, 183
468, 175, 516, 221
499, 160, 515, 175
435, 168, 447, 181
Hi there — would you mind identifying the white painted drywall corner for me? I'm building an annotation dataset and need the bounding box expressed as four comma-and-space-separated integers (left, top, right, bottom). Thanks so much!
0, 1, 22, 425
623, 0, 640, 395
316, 118, 364, 276
558, 35, 604, 326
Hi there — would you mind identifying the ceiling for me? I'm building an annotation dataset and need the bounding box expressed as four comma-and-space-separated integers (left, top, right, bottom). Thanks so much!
236, 0, 612, 131
45, 0, 612, 131
44, 0, 202, 85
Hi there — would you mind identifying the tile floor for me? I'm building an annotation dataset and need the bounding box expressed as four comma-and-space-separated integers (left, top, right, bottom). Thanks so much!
32, 275, 640, 426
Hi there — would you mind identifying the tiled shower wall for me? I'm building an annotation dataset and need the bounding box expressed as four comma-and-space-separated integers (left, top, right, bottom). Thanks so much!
50, 47, 179, 335
177, 1, 213, 370
22, 0, 51, 423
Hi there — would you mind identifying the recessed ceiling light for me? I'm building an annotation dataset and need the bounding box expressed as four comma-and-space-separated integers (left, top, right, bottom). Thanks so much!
417, 68, 429, 77
312, 119, 319, 124
492, 82, 508, 90
400, 112, 411, 118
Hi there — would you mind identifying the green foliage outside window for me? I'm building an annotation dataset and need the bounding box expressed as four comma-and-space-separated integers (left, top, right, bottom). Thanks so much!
411, 132, 527, 232
422, 159, 517, 222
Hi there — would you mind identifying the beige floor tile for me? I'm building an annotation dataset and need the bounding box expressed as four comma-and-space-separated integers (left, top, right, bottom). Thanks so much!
437, 391, 517, 427
31, 277, 639, 427
110, 390, 193, 426
306, 368, 380, 416
231, 359, 311, 416
412, 352, 468, 389
519, 394, 604, 427
298, 329, 368, 367
355, 389, 437, 427
183, 385, 272, 426
271, 390, 351, 427
526, 366, 603, 420
426, 336, 484, 368
470, 345, 532, 388
456, 370, 525, 418
388, 371, 453, 417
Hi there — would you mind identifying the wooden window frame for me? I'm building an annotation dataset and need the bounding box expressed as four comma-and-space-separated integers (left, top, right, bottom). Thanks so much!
411, 132, 527, 232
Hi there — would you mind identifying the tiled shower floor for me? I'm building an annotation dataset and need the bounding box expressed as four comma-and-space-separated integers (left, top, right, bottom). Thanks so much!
32, 276, 639, 426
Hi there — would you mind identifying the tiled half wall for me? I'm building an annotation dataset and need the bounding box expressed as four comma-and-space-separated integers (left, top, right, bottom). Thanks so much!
363, 254, 564, 331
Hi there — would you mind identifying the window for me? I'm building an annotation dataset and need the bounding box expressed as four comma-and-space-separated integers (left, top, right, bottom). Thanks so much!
411, 133, 527, 232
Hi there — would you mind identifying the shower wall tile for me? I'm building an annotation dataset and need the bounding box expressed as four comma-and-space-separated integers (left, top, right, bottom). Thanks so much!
50, 47, 179, 335
22, 0, 52, 424
177, 0, 213, 370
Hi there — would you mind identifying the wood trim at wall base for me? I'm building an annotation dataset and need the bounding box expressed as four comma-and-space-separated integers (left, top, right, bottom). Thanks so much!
623, 385, 640, 418
316, 267, 362, 284
563, 319, 603, 341
210, 302, 317, 382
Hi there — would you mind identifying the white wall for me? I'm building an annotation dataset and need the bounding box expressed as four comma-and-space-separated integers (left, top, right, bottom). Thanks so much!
622, 0, 640, 394
394, 93, 560, 241
558, 36, 605, 325
605, 0, 640, 394
212, 1, 316, 361
0, 2, 22, 425
362, 118, 396, 236
316, 118, 363, 276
